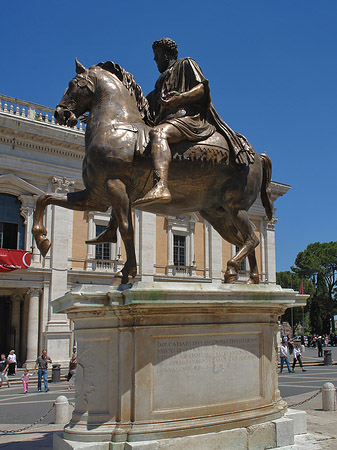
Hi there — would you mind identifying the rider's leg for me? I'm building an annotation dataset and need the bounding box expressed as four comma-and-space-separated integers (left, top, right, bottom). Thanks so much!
134, 123, 184, 206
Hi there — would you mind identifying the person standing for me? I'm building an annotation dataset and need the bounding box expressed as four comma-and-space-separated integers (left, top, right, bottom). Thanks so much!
33, 349, 52, 392
292, 343, 307, 372
279, 339, 292, 373
7, 350, 16, 376
317, 336, 323, 357
67, 354, 77, 390
0, 354, 10, 388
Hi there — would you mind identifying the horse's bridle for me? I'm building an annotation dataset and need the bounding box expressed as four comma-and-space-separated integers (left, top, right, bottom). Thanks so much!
57, 74, 94, 112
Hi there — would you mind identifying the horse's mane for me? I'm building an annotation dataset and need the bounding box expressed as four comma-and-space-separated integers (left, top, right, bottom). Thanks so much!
96, 61, 153, 126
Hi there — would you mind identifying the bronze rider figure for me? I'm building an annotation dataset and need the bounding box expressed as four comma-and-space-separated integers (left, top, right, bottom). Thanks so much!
134, 37, 254, 207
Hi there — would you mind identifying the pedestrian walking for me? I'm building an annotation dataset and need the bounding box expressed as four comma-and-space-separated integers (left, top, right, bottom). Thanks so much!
292, 343, 307, 372
0, 354, 10, 388
7, 350, 16, 376
67, 354, 77, 390
317, 337, 323, 357
33, 349, 52, 392
21, 368, 33, 393
280, 339, 292, 373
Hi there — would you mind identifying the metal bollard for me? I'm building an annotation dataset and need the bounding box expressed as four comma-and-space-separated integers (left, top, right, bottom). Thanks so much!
322, 382, 336, 411
54, 395, 71, 424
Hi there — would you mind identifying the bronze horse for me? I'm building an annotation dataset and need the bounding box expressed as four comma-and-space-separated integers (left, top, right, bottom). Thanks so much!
32, 60, 273, 285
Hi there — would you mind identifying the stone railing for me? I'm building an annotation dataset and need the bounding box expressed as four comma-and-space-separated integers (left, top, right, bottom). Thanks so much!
89, 258, 123, 272
0, 94, 85, 132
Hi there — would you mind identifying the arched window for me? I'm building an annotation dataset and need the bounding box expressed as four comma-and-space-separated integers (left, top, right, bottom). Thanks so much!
0, 194, 25, 250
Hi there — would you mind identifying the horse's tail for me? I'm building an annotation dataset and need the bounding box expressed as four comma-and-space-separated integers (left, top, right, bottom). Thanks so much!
260, 153, 273, 220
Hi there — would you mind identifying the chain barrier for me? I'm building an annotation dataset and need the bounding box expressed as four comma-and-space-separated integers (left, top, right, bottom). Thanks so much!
287, 388, 322, 408
0, 404, 54, 434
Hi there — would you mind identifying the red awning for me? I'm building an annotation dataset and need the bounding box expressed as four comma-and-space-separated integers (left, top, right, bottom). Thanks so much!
0, 249, 31, 272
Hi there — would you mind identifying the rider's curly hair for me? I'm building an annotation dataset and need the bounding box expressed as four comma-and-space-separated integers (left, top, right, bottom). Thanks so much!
152, 38, 178, 59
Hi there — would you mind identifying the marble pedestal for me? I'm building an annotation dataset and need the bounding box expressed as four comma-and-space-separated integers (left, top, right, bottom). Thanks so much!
52, 282, 307, 450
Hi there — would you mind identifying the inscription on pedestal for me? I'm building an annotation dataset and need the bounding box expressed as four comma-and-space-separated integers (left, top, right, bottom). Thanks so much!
153, 333, 261, 411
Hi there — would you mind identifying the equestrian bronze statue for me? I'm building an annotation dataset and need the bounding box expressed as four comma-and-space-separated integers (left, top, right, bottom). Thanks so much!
32, 38, 273, 285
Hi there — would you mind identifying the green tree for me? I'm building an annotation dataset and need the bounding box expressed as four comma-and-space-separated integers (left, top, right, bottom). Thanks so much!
291, 242, 337, 333
309, 271, 330, 333
277, 271, 315, 332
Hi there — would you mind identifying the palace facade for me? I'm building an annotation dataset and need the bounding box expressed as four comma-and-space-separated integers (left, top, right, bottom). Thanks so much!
0, 94, 290, 366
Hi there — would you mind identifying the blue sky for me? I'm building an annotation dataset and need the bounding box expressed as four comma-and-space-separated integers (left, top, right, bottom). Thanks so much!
1, 1, 336, 272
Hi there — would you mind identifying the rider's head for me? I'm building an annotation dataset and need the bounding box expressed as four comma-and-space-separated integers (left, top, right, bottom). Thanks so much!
152, 38, 178, 73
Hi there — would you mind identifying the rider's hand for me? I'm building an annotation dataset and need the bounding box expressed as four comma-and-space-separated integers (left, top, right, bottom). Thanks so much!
160, 91, 181, 108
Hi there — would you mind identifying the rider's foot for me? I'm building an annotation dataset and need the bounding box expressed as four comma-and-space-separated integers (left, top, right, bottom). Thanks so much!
134, 181, 171, 207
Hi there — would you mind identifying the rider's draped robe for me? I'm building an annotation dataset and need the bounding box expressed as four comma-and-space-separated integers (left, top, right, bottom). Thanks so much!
146, 57, 255, 166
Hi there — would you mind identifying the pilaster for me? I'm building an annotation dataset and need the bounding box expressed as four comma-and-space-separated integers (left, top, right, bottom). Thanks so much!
138, 211, 156, 282
264, 217, 278, 284
25, 288, 41, 367
44, 177, 73, 364
11, 295, 22, 354
209, 226, 223, 283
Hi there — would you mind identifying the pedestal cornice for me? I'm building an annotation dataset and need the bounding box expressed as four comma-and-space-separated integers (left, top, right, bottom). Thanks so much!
53, 282, 308, 319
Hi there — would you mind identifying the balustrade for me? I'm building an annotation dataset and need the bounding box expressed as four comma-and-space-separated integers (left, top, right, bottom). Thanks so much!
0, 94, 85, 131
90, 259, 122, 272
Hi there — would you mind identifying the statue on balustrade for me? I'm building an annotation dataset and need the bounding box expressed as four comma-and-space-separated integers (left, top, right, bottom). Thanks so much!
32, 38, 273, 285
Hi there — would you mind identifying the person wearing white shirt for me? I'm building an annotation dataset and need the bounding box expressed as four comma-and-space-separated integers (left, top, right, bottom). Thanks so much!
292, 343, 306, 372
279, 340, 292, 373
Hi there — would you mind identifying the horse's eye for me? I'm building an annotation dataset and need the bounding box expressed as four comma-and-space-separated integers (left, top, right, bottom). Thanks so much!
77, 78, 87, 88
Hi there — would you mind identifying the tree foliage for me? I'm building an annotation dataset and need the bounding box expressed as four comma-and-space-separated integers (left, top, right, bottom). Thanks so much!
309, 271, 330, 333
291, 241, 337, 297
278, 242, 337, 334
291, 241, 337, 332
277, 271, 314, 331
276, 271, 315, 295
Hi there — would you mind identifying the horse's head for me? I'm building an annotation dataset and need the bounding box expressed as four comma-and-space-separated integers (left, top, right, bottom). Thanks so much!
54, 59, 95, 127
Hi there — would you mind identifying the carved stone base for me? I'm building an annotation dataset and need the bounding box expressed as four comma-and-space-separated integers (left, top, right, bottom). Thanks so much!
52, 282, 307, 450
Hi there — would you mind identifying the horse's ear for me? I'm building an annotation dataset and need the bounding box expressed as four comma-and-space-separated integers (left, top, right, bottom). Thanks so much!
75, 58, 86, 74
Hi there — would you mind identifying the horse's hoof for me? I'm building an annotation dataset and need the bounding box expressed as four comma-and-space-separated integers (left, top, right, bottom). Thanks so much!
121, 274, 129, 285
38, 239, 51, 257
246, 277, 259, 285
224, 271, 238, 283
246, 272, 259, 284
114, 271, 130, 284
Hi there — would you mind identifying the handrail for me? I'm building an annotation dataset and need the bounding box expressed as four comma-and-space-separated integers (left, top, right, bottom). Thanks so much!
0, 93, 85, 132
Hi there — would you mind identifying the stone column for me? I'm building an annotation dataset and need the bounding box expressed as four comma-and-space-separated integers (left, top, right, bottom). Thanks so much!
204, 221, 211, 279
25, 288, 40, 367
263, 217, 278, 284
44, 177, 73, 364
138, 211, 156, 282
11, 295, 22, 355
260, 220, 267, 283
49, 176, 74, 321
18, 194, 41, 265
209, 226, 223, 283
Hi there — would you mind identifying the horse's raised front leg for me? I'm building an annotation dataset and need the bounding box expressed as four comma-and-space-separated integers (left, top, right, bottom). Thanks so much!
32, 189, 95, 257
106, 179, 136, 284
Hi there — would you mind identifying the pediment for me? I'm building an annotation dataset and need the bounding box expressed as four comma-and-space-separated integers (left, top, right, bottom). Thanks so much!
0, 174, 43, 197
